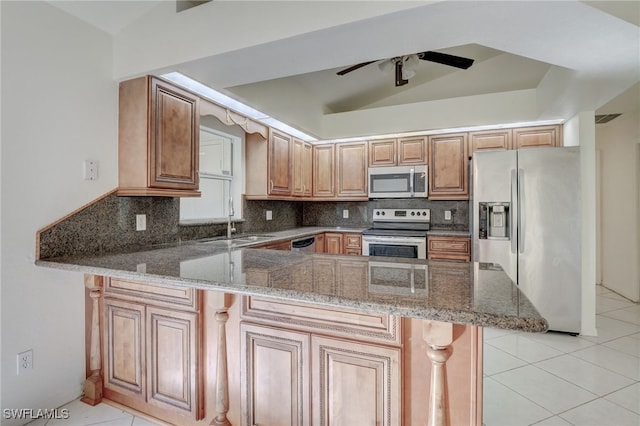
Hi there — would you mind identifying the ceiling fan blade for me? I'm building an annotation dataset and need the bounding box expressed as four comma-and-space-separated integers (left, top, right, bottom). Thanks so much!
417, 51, 474, 70
336, 61, 377, 76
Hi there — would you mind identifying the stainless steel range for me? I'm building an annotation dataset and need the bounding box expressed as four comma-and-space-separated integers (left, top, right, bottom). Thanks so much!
362, 208, 430, 259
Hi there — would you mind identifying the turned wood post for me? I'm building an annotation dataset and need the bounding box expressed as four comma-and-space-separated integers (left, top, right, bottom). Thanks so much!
81, 275, 103, 406
423, 320, 454, 426
211, 308, 231, 426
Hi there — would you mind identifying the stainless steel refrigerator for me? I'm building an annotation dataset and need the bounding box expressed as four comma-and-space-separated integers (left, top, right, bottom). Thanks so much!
472, 147, 581, 334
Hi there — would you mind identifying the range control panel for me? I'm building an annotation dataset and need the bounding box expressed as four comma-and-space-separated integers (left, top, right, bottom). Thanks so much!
372, 208, 430, 222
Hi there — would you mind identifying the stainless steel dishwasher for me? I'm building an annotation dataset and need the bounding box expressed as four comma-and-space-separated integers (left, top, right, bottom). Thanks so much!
290, 236, 316, 253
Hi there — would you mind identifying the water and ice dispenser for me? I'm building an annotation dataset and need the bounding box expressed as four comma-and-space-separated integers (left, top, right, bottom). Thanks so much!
478, 202, 510, 240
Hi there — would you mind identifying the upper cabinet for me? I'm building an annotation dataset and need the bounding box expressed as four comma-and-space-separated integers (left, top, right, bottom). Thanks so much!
369, 137, 427, 167
469, 129, 512, 153
312, 144, 335, 198
336, 142, 368, 199
513, 125, 562, 149
118, 76, 200, 197
428, 133, 469, 200
293, 138, 313, 197
268, 129, 293, 196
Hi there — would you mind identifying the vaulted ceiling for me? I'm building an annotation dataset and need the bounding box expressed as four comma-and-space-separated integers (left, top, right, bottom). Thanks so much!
48, 1, 640, 139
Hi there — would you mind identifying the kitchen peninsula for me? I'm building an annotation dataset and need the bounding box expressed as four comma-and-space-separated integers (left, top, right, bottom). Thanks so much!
36, 229, 546, 426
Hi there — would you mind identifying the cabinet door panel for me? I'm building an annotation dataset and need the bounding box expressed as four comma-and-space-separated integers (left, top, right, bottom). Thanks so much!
336, 142, 367, 198
269, 130, 293, 195
470, 129, 512, 152
324, 233, 343, 254
429, 133, 469, 200
149, 79, 199, 190
369, 139, 396, 166
398, 136, 427, 165
312, 336, 400, 426
104, 299, 145, 399
241, 323, 310, 426
146, 307, 200, 416
513, 125, 561, 148
313, 144, 335, 197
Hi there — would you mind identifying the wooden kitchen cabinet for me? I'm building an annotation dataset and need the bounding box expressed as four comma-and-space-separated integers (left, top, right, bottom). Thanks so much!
428, 133, 469, 200
268, 129, 293, 196
324, 233, 343, 254
293, 138, 313, 197
342, 233, 362, 255
469, 129, 512, 152
369, 137, 427, 166
103, 279, 203, 420
369, 139, 397, 166
314, 233, 326, 253
398, 136, 428, 165
118, 76, 200, 197
513, 125, 562, 149
312, 335, 401, 426
427, 235, 472, 262
336, 141, 368, 199
240, 323, 311, 426
255, 239, 291, 251
312, 144, 335, 198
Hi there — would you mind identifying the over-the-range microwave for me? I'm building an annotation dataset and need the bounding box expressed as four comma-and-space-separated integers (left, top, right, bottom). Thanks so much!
368, 165, 428, 198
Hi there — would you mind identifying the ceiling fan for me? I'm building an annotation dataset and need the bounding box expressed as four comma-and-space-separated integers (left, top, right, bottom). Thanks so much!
336, 51, 474, 87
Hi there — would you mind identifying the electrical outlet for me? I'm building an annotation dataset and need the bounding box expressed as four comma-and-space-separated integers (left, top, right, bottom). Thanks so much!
83, 160, 98, 181
343, 209, 349, 219
444, 210, 452, 221
266, 210, 273, 221
136, 214, 146, 231
17, 350, 33, 374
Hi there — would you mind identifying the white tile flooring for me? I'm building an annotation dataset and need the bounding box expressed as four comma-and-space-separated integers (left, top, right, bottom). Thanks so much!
483, 285, 640, 426
28, 285, 640, 426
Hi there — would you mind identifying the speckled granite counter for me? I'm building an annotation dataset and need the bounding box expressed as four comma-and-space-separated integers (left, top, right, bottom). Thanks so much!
36, 235, 546, 332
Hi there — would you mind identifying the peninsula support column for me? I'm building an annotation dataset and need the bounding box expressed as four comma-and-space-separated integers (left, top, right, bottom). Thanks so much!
82, 274, 103, 406
211, 294, 232, 426
423, 320, 454, 426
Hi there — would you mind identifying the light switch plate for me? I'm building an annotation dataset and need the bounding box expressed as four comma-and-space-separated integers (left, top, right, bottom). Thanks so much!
266, 210, 273, 221
444, 210, 452, 220
136, 214, 146, 231
343, 209, 349, 219
83, 160, 98, 180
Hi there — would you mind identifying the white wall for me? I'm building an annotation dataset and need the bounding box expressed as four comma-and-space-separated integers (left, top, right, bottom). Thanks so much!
564, 112, 598, 336
596, 110, 640, 302
1, 2, 118, 423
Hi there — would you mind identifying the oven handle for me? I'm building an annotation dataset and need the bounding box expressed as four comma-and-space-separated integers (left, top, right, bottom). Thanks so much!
362, 236, 427, 244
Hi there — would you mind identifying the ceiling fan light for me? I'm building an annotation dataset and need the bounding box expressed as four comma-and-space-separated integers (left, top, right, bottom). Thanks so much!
378, 59, 394, 73
403, 54, 420, 70
402, 68, 416, 80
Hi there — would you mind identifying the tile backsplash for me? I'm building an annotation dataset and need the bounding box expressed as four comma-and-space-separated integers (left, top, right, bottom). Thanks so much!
38, 192, 469, 259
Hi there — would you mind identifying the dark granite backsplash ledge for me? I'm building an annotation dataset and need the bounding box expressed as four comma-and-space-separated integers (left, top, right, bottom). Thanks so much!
37, 189, 469, 259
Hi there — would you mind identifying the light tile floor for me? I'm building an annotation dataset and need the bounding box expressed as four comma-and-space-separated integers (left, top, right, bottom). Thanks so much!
28, 285, 640, 426
483, 285, 640, 426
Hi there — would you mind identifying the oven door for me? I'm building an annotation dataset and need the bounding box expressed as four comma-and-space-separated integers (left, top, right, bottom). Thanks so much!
362, 236, 427, 259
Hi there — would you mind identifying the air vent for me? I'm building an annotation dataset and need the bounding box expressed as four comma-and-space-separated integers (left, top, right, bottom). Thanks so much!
176, 0, 212, 13
595, 113, 622, 124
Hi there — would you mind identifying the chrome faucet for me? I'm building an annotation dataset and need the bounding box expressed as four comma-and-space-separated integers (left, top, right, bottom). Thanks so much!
227, 196, 236, 239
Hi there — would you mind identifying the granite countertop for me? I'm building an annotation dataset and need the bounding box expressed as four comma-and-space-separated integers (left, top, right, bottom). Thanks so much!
36, 228, 547, 332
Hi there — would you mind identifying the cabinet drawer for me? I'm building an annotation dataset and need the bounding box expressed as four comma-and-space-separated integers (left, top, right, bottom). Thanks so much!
241, 296, 401, 345
105, 278, 198, 311
427, 236, 471, 262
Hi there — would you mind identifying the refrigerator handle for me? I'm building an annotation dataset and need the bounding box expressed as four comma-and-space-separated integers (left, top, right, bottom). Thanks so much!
518, 168, 525, 254
511, 169, 517, 254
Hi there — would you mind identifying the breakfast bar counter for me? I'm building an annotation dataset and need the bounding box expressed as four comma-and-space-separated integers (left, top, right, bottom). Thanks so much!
37, 241, 546, 426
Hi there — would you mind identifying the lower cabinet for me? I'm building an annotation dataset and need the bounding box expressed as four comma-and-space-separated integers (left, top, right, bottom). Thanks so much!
427, 235, 472, 262
103, 280, 203, 421
240, 322, 400, 426
311, 335, 400, 426
323, 232, 362, 255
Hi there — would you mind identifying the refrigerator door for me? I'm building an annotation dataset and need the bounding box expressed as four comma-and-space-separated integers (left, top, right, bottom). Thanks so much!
472, 150, 518, 283
518, 147, 581, 333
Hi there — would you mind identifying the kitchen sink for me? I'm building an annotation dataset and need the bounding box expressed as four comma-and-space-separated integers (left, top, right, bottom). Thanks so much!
196, 234, 275, 247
